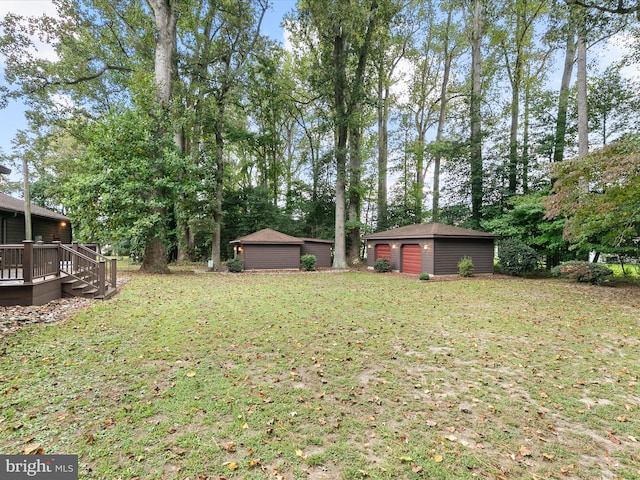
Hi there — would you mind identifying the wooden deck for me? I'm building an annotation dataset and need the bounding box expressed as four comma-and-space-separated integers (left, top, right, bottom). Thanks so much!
0, 242, 117, 306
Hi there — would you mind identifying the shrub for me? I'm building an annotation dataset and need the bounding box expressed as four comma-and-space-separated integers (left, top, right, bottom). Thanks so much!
498, 238, 539, 276
226, 257, 244, 273
373, 257, 392, 273
301, 254, 317, 271
418, 272, 430, 281
458, 256, 474, 277
552, 261, 613, 285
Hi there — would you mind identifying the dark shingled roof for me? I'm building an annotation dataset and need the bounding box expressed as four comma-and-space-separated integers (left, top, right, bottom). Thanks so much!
0, 165, 10, 175
230, 228, 304, 245
0, 192, 70, 222
365, 223, 498, 240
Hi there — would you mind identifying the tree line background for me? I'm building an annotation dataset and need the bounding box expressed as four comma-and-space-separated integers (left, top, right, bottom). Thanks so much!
0, 0, 639, 272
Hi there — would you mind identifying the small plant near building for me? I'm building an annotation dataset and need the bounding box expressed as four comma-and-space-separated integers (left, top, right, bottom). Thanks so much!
374, 257, 392, 273
552, 261, 613, 285
458, 256, 474, 277
226, 257, 244, 273
301, 254, 317, 271
419, 272, 430, 281
498, 237, 540, 276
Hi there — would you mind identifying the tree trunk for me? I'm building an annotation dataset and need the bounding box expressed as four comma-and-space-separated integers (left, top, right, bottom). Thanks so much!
347, 125, 361, 265
553, 32, 576, 164
507, 32, 522, 195
332, 26, 348, 269
469, 0, 484, 228
376, 68, 389, 231
210, 108, 225, 270
432, 7, 454, 223
576, 28, 589, 157
522, 69, 531, 194
142, 237, 169, 273
143, 0, 177, 274
415, 128, 426, 222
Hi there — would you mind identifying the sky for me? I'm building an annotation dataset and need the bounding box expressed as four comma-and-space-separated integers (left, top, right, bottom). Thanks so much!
0, 1, 637, 180
0, 0, 296, 179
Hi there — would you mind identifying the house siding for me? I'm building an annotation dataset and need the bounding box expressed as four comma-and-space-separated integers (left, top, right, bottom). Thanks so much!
434, 239, 494, 275
1, 214, 71, 244
2, 215, 23, 243
301, 241, 332, 268
424, 240, 435, 274
242, 244, 301, 270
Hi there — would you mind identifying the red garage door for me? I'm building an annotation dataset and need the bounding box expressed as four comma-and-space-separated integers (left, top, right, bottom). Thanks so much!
402, 244, 422, 274
375, 244, 391, 260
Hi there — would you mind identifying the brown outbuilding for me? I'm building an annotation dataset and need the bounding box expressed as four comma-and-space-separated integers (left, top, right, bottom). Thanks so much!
230, 228, 333, 270
365, 223, 498, 275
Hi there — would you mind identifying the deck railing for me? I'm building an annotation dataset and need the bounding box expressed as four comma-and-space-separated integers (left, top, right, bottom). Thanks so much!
0, 244, 24, 280
0, 241, 116, 297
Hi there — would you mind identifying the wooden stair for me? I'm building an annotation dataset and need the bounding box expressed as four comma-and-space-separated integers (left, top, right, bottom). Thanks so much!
58, 245, 118, 301
62, 275, 117, 300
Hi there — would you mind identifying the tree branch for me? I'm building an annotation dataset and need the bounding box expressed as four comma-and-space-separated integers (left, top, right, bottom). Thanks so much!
54, 64, 132, 86
567, 0, 640, 20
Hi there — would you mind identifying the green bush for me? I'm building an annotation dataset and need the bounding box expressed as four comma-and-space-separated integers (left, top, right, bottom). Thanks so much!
226, 257, 244, 273
418, 272, 430, 281
373, 257, 392, 273
301, 254, 317, 271
458, 256, 474, 277
552, 261, 613, 285
498, 238, 539, 276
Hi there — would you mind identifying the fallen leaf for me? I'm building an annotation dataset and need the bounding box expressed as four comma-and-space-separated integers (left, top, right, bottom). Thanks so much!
186, 371, 196, 377
411, 465, 423, 473
399, 456, 413, 463
518, 445, 532, 457
433, 454, 443, 463
226, 462, 238, 470
608, 432, 622, 445
542, 453, 554, 461
23, 443, 42, 455
247, 458, 261, 468
222, 442, 236, 452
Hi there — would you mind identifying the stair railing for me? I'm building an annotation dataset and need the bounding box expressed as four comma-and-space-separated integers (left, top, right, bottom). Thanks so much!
58, 244, 105, 297
72, 243, 117, 291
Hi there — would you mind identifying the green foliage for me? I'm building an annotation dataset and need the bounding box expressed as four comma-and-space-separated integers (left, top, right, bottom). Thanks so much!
61, 105, 186, 254
373, 257, 392, 273
482, 192, 571, 267
547, 135, 640, 258
498, 238, 540, 276
552, 261, 614, 285
225, 257, 244, 273
458, 256, 474, 277
418, 272, 430, 281
301, 254, 317, 271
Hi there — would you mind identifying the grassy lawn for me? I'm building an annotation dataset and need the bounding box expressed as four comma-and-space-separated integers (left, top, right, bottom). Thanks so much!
1, 268, 639, 479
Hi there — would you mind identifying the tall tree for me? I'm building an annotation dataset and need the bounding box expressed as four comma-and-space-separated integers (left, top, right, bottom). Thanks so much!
372, 0, 408, 231
498, 0, 548, 194
432, 1, 461, 222
464, 0, 486, 227
178, 0, 267, 269
291, 0, 384, 267
143, 0, 179, 273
